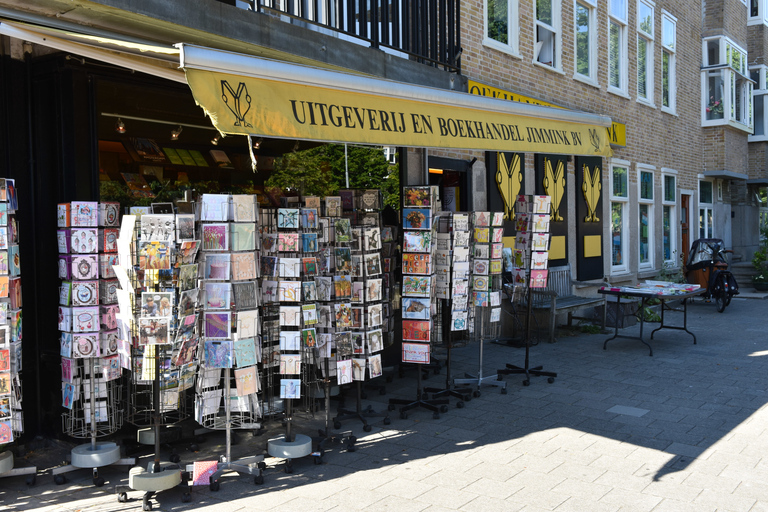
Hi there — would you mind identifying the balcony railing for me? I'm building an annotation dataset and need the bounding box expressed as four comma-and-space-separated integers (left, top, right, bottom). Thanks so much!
223, 0, 461, 72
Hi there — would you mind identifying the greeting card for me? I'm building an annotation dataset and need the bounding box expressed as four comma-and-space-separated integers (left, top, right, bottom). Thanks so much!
232, 195, 257, 222
336, 360, 352, 385
231, 252, 257, 281
402, 342, 430, 364
234, 366, 258, 396
403, 208, 431, 230
202, 223, 229, 251
402, 253, 431, 275
402, 297, 431, 319
205, 339, 233, 368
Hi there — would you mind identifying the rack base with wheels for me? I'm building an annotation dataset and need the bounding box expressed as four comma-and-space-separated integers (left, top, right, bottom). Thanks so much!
51, 442, 135, 486
388, 369, 449, 420
188, 454, 265, 490
267, 434, 313, 473
315, 366, 357, 455
333, 381, 388, 432
0, 451, 37, 485
115, 461, 185, 511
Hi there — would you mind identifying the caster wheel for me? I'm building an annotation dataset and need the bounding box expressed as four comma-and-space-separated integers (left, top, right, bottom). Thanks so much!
255, 475, 264, 485
501, 387, 508, 394
143, 502, 152, 511
473, 390, 481, 398
54, 475, 66, 485
25, 475, 35, 486
523, 380, 530, 387
210, 480, 220, 492
169, 453, 181, 464
379, 387, 386, 395
182, 492, 191, 503
189, 444, 200, 452
360, 392, 368, 399
349, 435, 358, 444
285, 465, 293, 474
347, 444, 356, 452
93, 476, 105, 487
457, 401, 465, 409
400, 412, 408, 420
383, 417, 391, 425
313, 456, 322, 465
432, 413, 440, 420
117, 492, 128, 503
363, 424, 372, 432
548, 377, 555, 384
258, 461, 267, 470
440, 405, 448, 413
388, 404, 395, 411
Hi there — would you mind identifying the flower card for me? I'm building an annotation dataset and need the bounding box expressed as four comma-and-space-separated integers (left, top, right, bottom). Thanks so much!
202, 223, 229, 251
278, 232, 299, 252
302, 304, 318, 325
235, 366, 258, 396
402, 319, 430, 342
403, 208, 431, 230
403, 187, 431, 207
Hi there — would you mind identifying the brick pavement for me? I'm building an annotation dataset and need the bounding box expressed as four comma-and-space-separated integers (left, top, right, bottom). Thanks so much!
1, 296, 767, 511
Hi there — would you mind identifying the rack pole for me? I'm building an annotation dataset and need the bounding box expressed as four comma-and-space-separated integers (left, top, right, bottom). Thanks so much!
89, 358, 97, 451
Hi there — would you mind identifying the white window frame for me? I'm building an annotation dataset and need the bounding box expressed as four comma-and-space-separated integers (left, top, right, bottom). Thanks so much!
701, 36, 753, 131
610, 159, 630, 274
534, 0, 562, 70
483, 0, 520, 57
636, 0, 655, 106
699, 179, 714, 239
573, 0, 598, 84
750, 64, 768, 141
661, 11, 676, 114
608, 0, 629, 97
637, 165, 655, 270
748, 0, 768, 25
661, 169, 677, 265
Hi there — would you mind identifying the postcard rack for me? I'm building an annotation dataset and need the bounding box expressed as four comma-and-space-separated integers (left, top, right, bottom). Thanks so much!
423, 212, 474, 406
453, 210, 508, 395
496, 194, 557, 386
191, 194, 265, 491
55, 201, 133, 487
0, 179, 36, 484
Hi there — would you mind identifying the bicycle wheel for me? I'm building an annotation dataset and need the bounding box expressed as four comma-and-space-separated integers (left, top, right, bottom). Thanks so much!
715, 275, 728, 313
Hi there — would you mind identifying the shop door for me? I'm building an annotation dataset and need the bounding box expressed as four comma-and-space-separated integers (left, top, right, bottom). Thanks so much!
681, 194, 690, 266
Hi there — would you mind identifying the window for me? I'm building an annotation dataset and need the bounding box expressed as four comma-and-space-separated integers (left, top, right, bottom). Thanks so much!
661, 12, 676, 113
749, 0, 768, 24
750, 65, 768, 140
702, 36, 753, 131
535, 0, 561, 68
637, 0, 654, 104
699, 180, 713, 239
638, 167, 654, 269
610, 161, 630, 273
574, 0, 597, 82
485, 0, 519, 56
662, 172, 677, 263
608, 0, 628, 94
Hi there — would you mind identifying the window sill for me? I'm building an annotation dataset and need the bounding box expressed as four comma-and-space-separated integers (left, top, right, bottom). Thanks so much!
482, 38, 522, 60
661, 106, 677, 116
636, 98, 656, 109
749, 135, 768, 142
608, 87, 631, 100
607, 271, 635, 283
532, 61, 565, 75
573, 74, 600, 89
637, 269, 658, 279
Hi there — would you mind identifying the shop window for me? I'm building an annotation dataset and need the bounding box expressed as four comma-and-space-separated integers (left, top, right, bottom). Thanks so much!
535, 0, 561, 68
702, 36, 753, 131
637, 0, 654, 104
661, 11, 676, 113
638, 167, 654, 269
608, 0, 628, 94
610, 160, 630, 273
485, 0, 520, 56
574, 0, 597, 82
699, 180, 713, 239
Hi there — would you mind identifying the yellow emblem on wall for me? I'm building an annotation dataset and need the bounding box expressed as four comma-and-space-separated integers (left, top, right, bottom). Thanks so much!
542, 157, 565, 222
495, 152, 523, 221
582, 164, 601, 222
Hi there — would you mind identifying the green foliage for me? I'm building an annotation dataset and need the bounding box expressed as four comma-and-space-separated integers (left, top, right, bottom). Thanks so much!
752, 225, 768, 282
265, 144, 400, 209
579, 323, 601, 334
656, 250, 685, 283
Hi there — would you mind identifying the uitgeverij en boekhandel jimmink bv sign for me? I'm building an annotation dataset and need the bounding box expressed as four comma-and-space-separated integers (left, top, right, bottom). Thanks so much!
184, 68, 612, 158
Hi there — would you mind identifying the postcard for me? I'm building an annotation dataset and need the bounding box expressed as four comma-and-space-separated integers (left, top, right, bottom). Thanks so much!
314, 276, 332, 301
233, 281, 258, 310
364, 253, 382, 276
201, 194, 230, 221
368, 303, 383, 327
233, 195, 257, 222
205, 282, 231, 310
231, 222, 256, 251
533, 195, 551, 214
402, 342, 430, 364
473, 211, 490, 227
402, 253, 431, 275
277, 208, 299, 229
403, 186, 431, 207
325, 196, 341, 217
279, 331, 301, 351
403, 231, 431, 253
279, 258, 301, 278
205, 339, 233, 368
236, 310, 259, 339
278, 232, 299, 252
451, 311, 468, 331
280, 378, 301, 399
336, 360, 352, 385
302, 304, 318, 325
204, 312, 231, 339
278, 280, 301, 302
530, 269, 549, 288
403, 275, 432, 297
202, 223, 229, 251
473, 259, 490, 276
300, 208, 318, 229
403, 208, 431, 230
235, 366, 259, 396
334, 302, 352, 328
301, 257, 317, 276
334, 275, 352, 299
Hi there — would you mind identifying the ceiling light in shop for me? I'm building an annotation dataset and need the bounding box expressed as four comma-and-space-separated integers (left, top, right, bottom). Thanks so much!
115, 118, 126, 134
211, 135, 220, 145
170, 126, 183, 141
253, 138, 263, 150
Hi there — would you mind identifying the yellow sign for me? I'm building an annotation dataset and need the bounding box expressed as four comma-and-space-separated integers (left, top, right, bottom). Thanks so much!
583, 235, 602, 258
468, 80, 625, 148
186, 70, 612, 157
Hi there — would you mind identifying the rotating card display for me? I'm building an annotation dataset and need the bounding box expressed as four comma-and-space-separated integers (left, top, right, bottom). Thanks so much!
58, 200, 124, 438
512, 195, 551, 290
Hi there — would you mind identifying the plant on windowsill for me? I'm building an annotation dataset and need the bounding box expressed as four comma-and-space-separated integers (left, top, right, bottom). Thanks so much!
706, 96, 724, 119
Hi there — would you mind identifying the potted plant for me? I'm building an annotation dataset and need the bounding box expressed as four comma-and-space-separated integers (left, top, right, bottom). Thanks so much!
752, 227, 768, 291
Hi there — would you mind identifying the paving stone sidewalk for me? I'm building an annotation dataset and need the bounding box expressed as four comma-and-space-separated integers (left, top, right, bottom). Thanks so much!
1, 296, 767, 511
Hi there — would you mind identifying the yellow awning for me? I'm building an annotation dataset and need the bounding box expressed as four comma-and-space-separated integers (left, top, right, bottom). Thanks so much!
179, 45, 613, 157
